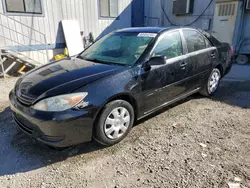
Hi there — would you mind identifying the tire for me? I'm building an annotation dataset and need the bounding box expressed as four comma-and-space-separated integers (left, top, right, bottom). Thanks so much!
94, 100, 135, 146
236, 54, 249, 65
200, 68, 221, 97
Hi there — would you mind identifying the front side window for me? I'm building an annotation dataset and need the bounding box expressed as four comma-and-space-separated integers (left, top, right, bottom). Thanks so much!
79, 32, 154, 65
152, 31, 183, 59
5, 0, 42, 14
99, 0, 118, 18
182, 30, 206, 53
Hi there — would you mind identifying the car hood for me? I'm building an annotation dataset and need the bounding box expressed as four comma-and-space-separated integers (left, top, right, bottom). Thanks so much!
15, 57, 126, 101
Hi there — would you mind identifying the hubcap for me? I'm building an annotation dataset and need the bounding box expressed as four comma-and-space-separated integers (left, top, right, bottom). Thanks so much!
209, 70, 220, 93
104, 107, 130, 140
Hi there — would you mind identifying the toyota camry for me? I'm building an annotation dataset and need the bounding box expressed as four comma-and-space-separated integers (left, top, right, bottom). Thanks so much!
9, 27, 233, 148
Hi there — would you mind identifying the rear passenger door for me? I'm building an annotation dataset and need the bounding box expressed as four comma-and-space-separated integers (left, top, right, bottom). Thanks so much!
181, 29, 217, 91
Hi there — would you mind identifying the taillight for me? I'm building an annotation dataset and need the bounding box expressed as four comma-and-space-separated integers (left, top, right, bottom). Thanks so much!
231, 46, 234, 56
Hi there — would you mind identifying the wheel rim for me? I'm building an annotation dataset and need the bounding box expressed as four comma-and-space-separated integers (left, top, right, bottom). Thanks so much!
104, 107, 130, 140
209, 70, 221, 93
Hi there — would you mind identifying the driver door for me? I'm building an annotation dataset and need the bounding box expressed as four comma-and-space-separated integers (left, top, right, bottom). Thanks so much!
140, 63, 167, 113
140, 30, 188, 115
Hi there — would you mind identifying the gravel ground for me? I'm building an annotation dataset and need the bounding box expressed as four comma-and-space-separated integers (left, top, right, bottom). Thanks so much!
0, 65, 250, 188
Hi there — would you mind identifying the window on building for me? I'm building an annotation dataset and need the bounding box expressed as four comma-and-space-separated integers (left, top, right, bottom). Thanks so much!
182, 30, 206, 53
99, 0, 118, 18
5, 0, 42, 14
153, 31, 183, 59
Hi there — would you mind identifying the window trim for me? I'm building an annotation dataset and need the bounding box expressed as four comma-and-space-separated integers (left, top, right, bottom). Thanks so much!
204, 36, 212, 48
3, 0, 44, 17
98, 0, 119, 20
196, 30, 213, 48
150, 29, 185, 60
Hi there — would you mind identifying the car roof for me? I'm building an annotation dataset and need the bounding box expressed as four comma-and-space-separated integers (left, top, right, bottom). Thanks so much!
115, 26, 195, 34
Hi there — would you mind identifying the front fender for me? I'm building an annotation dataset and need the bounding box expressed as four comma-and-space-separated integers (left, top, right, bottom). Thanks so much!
73, 66, 142, 117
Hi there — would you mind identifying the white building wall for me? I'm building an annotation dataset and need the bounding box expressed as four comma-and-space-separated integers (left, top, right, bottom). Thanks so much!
0, 0, 132, 62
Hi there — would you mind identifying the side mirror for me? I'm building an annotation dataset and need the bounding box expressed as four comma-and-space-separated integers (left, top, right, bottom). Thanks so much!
149, 56, 167, 66
143, 56, 167, 71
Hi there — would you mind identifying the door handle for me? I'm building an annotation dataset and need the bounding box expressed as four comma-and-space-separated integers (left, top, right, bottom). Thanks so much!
180, 62, 187, 69
211, 52, 216, 58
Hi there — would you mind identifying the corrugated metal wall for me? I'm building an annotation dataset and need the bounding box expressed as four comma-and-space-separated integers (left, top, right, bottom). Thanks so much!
0, 0, 132, 47
145, 0, 215, 31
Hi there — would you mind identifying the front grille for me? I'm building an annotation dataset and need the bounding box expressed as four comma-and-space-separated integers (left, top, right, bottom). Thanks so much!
15, 87, 36, 106
14, 79, 36, 106
17, 93, 35, 106
14, 116, 34, 135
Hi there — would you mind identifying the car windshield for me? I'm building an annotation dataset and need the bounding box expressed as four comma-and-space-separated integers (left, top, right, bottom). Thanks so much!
79, 32, 154, 65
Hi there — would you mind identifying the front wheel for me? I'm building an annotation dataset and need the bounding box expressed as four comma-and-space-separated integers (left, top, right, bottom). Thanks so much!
200, 68, 221, 96
94, 100, 135, 146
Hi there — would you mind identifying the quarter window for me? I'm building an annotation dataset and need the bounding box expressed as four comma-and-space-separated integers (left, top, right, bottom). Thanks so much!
5, 0, 42, 14
99, 0, 118, 18
182, 30, 206, 53
153, 31, 183, 59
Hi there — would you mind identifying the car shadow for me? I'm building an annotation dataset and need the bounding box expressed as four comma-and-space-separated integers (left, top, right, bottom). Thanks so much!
0, 106, 106, 176
1, 70, 249, 176
0, 96, 197, 176
136, 70, 250, 126
210, 64, 250, 109
211, 79, 250, 109
0, 1, 144, 176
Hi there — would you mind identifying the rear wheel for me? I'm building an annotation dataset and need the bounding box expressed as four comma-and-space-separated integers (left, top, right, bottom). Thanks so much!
200, 68, 221, 96
236, 54, 249, 65
94, 100, 134, 146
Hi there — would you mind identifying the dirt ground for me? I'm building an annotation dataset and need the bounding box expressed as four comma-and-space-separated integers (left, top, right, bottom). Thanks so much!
0, 65, 249, 188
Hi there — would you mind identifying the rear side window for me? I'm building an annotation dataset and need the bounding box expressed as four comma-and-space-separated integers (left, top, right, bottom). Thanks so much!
153, 31, 183, 59
182, 30, 206, 53
198, 29, 220, 46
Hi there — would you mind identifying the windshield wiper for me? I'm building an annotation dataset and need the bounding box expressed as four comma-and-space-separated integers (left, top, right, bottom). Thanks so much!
85, 58, 107, 64
77, 56, 127, 66
85, 58, 124, 66
76, 55, 85, 60
76, 56, 105, 63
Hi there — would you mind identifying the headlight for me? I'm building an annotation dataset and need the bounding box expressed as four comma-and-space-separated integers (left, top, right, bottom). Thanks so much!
33, 93, 88, 112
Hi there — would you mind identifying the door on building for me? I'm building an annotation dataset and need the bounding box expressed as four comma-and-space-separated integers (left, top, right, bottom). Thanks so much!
212, 1, 239, 45
132, 0, 145, 27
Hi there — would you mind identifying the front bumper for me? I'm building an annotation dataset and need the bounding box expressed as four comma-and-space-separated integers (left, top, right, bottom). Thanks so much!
9, 91, 98, 147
